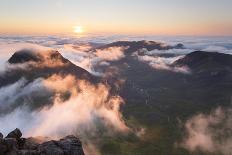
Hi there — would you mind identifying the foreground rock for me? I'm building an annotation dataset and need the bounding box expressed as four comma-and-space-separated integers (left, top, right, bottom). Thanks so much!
0, 129, 85, 155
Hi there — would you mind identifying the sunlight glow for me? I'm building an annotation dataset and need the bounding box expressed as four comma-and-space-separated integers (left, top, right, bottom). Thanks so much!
74, 26, 84, 34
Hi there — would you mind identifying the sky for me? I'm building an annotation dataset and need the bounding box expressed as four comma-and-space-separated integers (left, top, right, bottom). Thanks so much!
0, 0, 232, 36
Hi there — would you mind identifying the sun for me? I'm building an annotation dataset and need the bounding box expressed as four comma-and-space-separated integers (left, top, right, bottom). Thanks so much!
74, 26, 84, 34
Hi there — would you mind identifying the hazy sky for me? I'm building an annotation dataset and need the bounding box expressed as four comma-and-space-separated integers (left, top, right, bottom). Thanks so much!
0, 0, 232, 35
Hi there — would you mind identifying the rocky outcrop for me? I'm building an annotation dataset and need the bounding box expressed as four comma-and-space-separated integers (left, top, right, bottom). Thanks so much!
0, 129, 85, 155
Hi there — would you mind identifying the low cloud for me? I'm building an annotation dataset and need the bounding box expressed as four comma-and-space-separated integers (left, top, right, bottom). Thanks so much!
94, 46, 126, 61
0, 42, 51, 69
0, 74, 129, 139
179, 107, 232, 155
0, 78, 51, 114
60, 46, 127, 76
203, 45, 232, 54
145, 48, 193, 55
133, 50, 190, 74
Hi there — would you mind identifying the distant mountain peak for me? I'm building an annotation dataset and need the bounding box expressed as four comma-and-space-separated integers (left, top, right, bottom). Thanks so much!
8, 49, 68, 64
8, 49, 41, 64
95, 40, 184, 54
173, 51, 232, 70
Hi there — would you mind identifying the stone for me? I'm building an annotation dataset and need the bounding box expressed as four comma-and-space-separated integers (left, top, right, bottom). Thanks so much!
4, 138, 19, 150
0, 129, 85, 155
0, 132, 3, 139
6, 128, 22, 140
23, 138, 39, 150
17, 150, 39, 155
38, 141, 64, 155
0, 138, 8, 154
58, 135, 85, 155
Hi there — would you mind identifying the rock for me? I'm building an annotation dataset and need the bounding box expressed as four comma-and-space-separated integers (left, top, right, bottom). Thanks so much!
6, 128, 22, 140
17, 150, 39, 155
4, 138, 19, 150
0, 138, 8, 154
8, 50, 41, 64
0, 132, 3, 138
58, 135, 85, 155
38, 141, 64, 155
18, 138, 26, 149
0, 129, 85, 155
38, 136, 85, 155
5, 150, 18, 155
23, 138, 39, 150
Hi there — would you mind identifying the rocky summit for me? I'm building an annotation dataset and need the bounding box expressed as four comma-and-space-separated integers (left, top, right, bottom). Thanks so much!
0, 129, 85, 155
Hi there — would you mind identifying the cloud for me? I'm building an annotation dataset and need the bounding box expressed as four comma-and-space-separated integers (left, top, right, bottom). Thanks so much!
203, 45, 232, 54
133, 50, 190, 74
0, 78, 52, 114
59, 46, 127, 76
94, 47, 126, 61
0, 73, 130, 154
179, 107, 232, 155
0, 74, 129, 139
145, 48, 193, 55
0, 42, 51, 67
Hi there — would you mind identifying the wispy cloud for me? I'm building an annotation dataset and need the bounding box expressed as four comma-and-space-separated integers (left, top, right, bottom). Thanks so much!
179, 107, 232, 155
0, 74, 129, 138
133, 50, 190, 74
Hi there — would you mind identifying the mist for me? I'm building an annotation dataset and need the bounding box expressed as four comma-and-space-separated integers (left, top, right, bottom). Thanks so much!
179, 107, 232, 155
0, 74, 129, 136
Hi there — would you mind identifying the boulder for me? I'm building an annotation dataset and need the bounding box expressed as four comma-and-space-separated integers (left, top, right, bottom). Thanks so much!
4, 138, 19, 150
6, 128, 22, 140
38, 141, 64, 155
0, 129, 85, 155
57, 136, 84, 155
17, 150, 39, 155
0, 138, 8, 154
0, 132, 3, 138
23, 138, 39, 150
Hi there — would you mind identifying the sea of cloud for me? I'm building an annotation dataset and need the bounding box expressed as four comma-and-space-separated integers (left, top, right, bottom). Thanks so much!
0, 35, 231, 74
0, 35, 232, 154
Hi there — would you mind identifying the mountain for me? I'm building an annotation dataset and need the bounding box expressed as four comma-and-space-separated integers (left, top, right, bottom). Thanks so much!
1, 41, 232, 155
0, 49, 98, 114
1, 49, 96, 88
173, 51, 232, 87
8, 49, 72, 65
174, 50, 232, 68
94, 40, 184, 54
174, 51, 232, 72
89, 46, 232, 154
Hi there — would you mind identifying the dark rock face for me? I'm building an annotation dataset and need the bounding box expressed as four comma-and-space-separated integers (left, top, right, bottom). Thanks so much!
8, 49, 69, 65
0, 129, 85, 155
6, 128, 22, 140
0, 49, 97, 97
58, 136, 84, 155
8, 50, 41, 64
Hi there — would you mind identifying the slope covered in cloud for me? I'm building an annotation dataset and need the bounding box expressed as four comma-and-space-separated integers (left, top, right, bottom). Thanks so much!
1, 35, 232, 154
0, 48, 129, 154
0, 74, 128, 138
